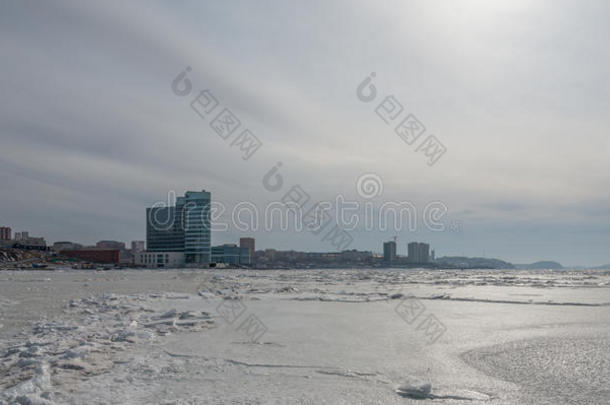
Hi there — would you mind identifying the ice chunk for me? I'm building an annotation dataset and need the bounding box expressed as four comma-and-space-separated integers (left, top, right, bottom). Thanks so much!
16, 395, 57, 405
396, 382, 432, 399
159, 309, 178, 319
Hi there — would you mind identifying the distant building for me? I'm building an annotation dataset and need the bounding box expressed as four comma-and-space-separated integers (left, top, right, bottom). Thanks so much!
96, 240, 126, 250
13, 235, 46, 250
119, 250, 133, 265
131, 240, 145, 253
420, 243, 430, 263
383, 241, 397, 262
264, 249, 277, 261
407, 242, 418, 263
146, 190, 211, 265
0, 240, 13, 248
0, 227, 11, 241
61, 249, 120, 264
52, 241, 82, 252
146, 205, 183, 252
431, 249, 435, 261
14, 231, 28, 241
340, 249, 373, 263
211, 244, 251, 266
239, 237, 255, 261
407, 242, 430, 264
135, 251, 185, 268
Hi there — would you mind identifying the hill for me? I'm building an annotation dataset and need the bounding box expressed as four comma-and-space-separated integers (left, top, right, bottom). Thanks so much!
434, 256, 514, 269
514, 261, 563, 270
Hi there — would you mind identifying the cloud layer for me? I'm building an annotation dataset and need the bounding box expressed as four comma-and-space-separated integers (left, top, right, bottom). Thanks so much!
1, 0, 609, 265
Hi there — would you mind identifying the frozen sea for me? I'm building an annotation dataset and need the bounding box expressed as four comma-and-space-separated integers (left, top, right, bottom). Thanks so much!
0, 268, 608, 404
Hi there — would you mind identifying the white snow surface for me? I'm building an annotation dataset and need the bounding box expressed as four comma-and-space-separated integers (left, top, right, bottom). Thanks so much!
0, 268, 608, 404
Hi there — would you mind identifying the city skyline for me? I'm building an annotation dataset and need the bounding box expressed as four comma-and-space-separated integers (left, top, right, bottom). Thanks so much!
0, 217, 605, 268
2, 189, 608, 268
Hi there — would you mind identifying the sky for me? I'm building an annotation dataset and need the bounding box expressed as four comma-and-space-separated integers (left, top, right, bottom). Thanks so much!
1, 0, 609, 266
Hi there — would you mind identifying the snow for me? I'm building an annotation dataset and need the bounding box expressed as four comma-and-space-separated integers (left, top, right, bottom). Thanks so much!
0, 268, 608, 404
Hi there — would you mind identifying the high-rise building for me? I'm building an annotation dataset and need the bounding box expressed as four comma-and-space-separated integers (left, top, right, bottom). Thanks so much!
407, 242, 430, 264
383, 241, 396, 262
14, 231, 28, 241
407, 242, 418, 263
419, 242, 430, 263
0, 227, 11, 241
179, 191, 211, 264
239, 237, 255, 261
146, 205, 184, 252
146, 190, 211, 266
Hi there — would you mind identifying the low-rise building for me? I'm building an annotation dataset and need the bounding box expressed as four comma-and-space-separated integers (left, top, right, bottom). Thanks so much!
211, 244, 251, 266
52, 241, 82, 252
13, 236, 47, 251
61, 249, 119, 264
135, 251, 185, 268
96, 240, 126, 250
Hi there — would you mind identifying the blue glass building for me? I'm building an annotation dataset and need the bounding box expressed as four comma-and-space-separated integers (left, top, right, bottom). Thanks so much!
179, 191, 211, 264
146, 206, 184, 252
211, 244, 251, 265
146, 190, 211, 265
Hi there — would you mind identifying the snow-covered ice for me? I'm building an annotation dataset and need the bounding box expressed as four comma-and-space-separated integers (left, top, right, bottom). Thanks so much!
0, 268, 608, 404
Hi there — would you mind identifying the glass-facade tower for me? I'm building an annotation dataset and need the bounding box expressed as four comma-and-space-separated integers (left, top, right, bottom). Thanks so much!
146, 206, 184, 252
146, 190, 211, 265
178, 191, 211, 264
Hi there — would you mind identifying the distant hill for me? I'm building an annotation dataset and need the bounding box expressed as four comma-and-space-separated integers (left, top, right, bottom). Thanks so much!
514, 261, 563, 270
590, 264, 610, 270
434, 256, 514, 269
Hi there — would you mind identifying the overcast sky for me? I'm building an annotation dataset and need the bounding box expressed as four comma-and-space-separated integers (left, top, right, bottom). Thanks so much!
1, 0, 609, 265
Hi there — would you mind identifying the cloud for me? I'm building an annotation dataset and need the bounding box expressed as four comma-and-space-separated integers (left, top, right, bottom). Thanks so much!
0, 0, 609, 264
